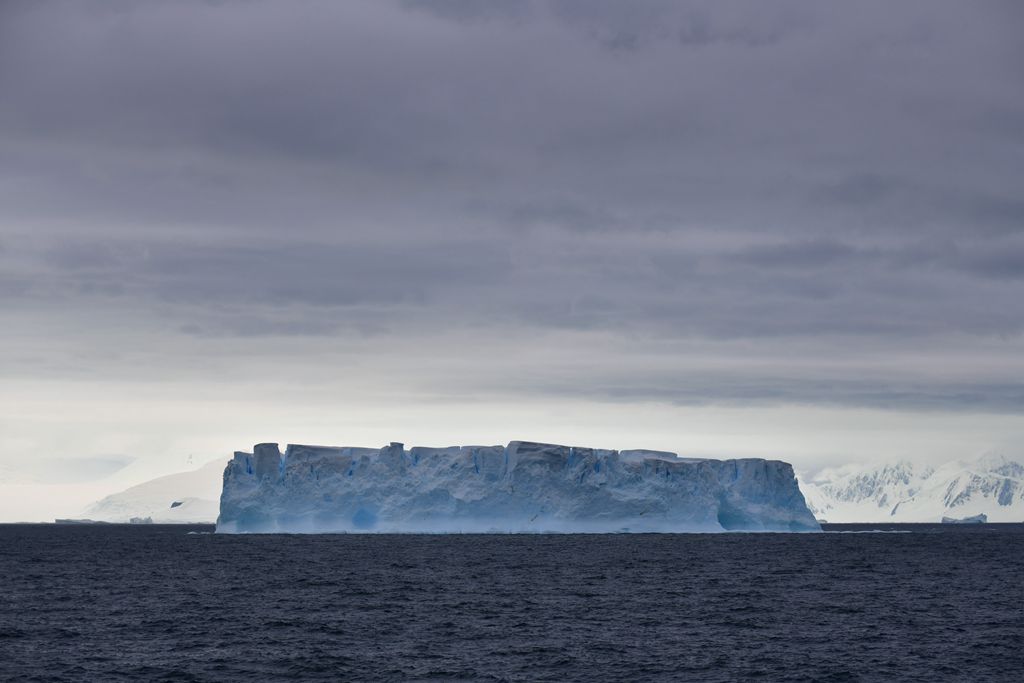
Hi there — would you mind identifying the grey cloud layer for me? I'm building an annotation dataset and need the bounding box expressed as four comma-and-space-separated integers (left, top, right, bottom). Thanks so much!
1, 0, 1022, 411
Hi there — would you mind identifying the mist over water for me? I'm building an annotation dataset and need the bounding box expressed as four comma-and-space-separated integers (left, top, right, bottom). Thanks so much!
2, 524, 1022, 681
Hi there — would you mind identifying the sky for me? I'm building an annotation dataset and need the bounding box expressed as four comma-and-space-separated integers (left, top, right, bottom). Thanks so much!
1, 0, 1023, 520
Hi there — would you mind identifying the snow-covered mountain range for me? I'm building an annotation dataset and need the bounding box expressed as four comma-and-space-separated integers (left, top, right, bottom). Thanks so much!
799, 453, 1024, 523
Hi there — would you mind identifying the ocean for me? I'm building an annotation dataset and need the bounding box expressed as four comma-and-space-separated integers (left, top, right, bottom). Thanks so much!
1, 524, 1022, 681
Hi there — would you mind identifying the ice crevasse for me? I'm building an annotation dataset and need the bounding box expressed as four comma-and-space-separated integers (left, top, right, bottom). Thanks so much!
216, 441, 820, 533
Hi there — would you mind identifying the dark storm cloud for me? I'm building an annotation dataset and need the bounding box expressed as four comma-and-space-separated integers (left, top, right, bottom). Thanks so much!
40, 239, 508, 308
1, 0, 1023, 410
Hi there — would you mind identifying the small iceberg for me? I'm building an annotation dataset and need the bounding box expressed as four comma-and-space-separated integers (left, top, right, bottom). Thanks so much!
940, 513, 987, 524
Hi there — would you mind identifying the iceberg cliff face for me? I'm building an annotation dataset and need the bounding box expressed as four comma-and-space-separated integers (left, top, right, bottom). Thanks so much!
217, 441, 819, 533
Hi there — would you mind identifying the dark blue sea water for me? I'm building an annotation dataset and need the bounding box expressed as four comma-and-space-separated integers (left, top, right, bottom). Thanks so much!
1, 524, 1022, 682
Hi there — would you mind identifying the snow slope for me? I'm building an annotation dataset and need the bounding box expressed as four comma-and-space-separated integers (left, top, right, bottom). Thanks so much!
799, 453, 1024, 523
81, 459, 226, 523
217, 441, 818, 533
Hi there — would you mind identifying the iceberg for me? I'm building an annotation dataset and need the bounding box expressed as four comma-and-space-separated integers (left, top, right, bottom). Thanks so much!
941, 513, 987, 524
217, 441, 818, 533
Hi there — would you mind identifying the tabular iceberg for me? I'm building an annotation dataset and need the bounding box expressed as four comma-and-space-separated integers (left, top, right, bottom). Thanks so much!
216, 441, 819, 533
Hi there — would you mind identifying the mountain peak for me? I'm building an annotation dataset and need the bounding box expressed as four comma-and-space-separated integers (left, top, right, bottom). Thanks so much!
800, 455, 1024, 522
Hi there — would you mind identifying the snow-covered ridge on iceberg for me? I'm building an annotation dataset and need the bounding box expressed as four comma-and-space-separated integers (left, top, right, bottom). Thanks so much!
216, 441, 819, 533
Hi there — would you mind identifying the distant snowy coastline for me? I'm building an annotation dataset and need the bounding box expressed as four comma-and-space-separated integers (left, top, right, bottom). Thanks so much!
78, 448, 1023, 527
800, 453, 1024, 523
79, 459, 225, 524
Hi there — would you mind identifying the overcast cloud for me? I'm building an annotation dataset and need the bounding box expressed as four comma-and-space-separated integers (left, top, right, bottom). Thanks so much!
1, 2, 1023, 513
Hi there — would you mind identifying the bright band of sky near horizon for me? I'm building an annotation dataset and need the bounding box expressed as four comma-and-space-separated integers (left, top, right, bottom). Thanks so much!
1, 1, 1023, 520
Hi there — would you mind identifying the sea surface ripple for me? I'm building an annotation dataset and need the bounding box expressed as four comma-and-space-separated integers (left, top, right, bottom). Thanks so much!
1, 524, 1022, 681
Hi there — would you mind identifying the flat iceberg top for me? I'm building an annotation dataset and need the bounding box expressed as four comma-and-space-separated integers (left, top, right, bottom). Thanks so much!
217, 440, 819, 533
